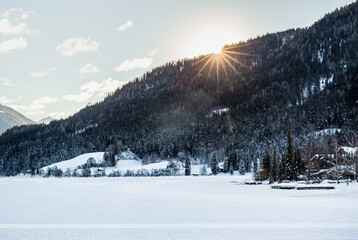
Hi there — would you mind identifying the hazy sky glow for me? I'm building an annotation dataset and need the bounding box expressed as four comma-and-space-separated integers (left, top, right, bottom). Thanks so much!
0, 0, 355, 121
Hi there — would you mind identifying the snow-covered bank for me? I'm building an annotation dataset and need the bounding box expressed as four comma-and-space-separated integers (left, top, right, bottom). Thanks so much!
0, 176, 357, 240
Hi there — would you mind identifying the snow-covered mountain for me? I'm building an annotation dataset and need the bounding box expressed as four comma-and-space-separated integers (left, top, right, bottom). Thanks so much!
0, 104, 34, 134
37, 116, 54, 125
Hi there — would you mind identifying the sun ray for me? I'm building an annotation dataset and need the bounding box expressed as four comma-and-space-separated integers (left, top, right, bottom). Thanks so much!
191, 54, 213, 68
208, 55, 216, 76
222, 52, 249, 69
218, 55, 228, 79
187, 43, 256, 92
191, 54, 214, 84
220, 54, 241, 77
216, 55, 220, 90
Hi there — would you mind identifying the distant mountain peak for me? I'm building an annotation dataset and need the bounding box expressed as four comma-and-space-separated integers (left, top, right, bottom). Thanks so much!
0, 104, 34, 134
37, 116, 54, 125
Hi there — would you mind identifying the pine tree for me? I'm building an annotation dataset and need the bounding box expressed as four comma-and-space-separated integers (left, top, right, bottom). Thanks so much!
229, 162, 234, 175
262, 153, 271, 179
294, 149, 303, 176
185, 154, 191, 176
285, 130, 295, 180
64, 168, 71, 177
279, 155, 286, 181
211, 152, 219, 175
224, 144, 237, 173
110, 152, 116, 167
224, 145, 229, 173
253, 159, 258, 173
270, 153, 277, 182
239, 159, 245, 175
223, 156, 229, 173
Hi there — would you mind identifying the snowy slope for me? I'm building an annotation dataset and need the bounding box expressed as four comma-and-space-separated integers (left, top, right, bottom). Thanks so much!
41, 152, 105, 172
0, 104, 34, 133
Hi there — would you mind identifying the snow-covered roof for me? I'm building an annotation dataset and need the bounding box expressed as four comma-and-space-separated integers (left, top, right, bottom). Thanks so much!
311, 154, 334, 160
207, 108, 229, 117
313, 128, 341, 137
340, 147, 358, 155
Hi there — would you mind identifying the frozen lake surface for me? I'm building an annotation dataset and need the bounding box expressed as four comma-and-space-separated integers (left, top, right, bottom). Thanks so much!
1, 176, 358, 239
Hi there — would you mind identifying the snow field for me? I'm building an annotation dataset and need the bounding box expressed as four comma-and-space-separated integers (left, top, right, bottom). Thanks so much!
0, 176, 357, 239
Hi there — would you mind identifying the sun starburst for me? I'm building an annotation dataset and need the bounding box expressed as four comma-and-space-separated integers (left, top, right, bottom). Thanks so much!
189, 45, 256, 89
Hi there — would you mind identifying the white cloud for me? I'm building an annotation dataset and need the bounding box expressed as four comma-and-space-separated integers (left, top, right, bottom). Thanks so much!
2, 8, 33, 21
0, 37, 28, 53
148, 48, 159, 57
0, 77, 12, 86
0, 96, 22, 105
49, 111, 66, 119
114, 57, 153, 72
56, 37, 99, 57
2, 8, 17, 18
63, 78, 122, 103
10, 96, 58, 117
62, 92, 92, 104
25, 110, 45, 117
80, 63, 99, 74
118, 20, 133, 32
30, 68, 55, 78
0, 8, 36, 35
0, 18, 27, 35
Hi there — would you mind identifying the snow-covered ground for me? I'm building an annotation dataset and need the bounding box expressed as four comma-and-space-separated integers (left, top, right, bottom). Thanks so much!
0, 176, 357, 240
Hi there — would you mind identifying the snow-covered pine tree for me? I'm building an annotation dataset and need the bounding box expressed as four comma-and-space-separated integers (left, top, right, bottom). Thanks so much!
239, 159, 245, 175
200, 164, 207, 176
211, 152, 219, 175
64, 168, 71, 177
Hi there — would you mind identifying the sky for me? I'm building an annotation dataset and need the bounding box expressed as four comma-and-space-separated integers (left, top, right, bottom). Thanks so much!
0, 0, 355, 121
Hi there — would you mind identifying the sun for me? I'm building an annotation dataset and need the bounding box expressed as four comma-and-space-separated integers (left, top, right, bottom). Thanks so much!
178, 24, 255, 89
212, 46, 223, 55
181, 25, 240, 58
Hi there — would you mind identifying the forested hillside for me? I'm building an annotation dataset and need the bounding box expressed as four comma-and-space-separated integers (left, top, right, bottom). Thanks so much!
0, 2, 357, 176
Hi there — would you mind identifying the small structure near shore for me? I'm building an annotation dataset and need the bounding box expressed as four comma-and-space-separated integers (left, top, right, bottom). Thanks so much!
296, 186, 335, 190
271, 185, 296, 189
271, 184, 335, 190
